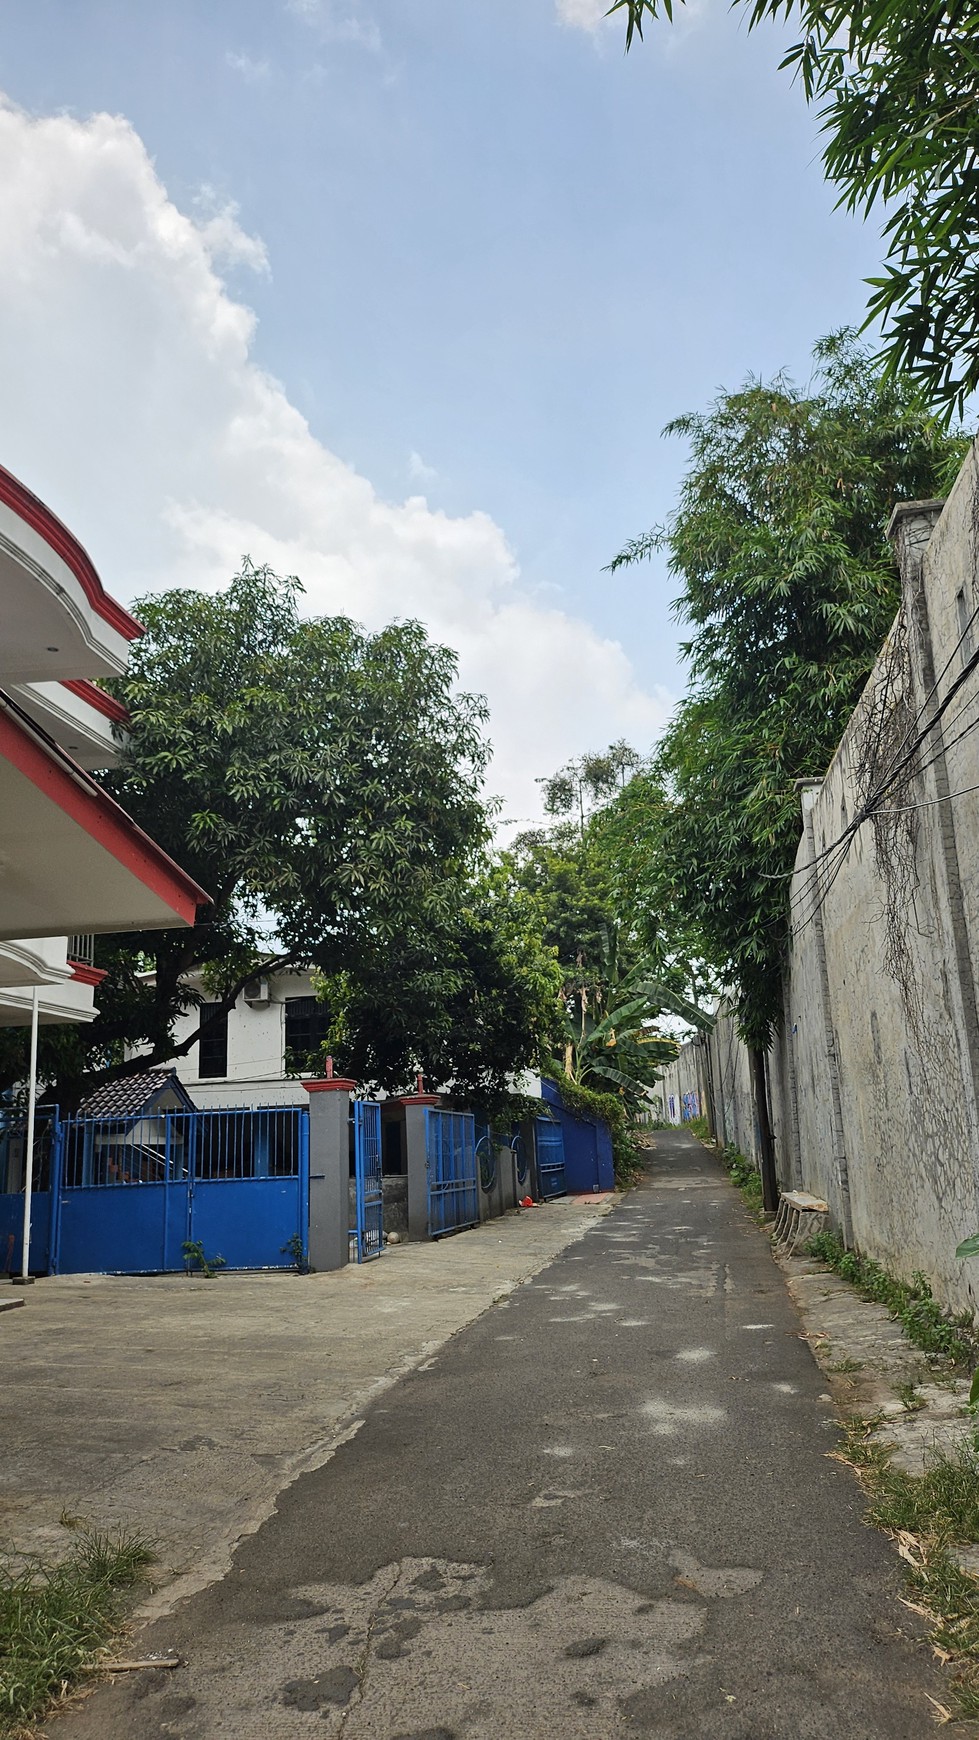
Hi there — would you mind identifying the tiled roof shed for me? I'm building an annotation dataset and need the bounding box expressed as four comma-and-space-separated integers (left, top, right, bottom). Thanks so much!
78, 1068, 196, 1120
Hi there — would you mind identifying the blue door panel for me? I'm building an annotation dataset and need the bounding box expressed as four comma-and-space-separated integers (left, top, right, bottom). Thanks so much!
190, 1178, 301, 1271
0, 1190, 52, 1275
535, 1119, 567, 1198
58, 1184, 171, 1274
425, 1110, 479, 1237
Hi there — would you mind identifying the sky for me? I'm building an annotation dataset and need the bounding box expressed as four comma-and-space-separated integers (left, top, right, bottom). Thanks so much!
0, 0, 885, 826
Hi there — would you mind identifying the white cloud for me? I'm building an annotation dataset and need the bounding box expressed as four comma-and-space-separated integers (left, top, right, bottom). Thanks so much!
407, 450, 438, 485
0, 97, 672, 823
193, 187, 270, 274
225, 51, 271, 83
555, 0, 612, 31
285, 0, 381, 52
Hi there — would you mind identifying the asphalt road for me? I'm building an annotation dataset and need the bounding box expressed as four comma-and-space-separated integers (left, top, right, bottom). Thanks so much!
57, 1131, 950, 1738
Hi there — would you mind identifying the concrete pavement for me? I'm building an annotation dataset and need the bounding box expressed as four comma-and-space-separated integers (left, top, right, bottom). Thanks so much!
0, 1194, 610, 1608
50, 1130, 954, 1738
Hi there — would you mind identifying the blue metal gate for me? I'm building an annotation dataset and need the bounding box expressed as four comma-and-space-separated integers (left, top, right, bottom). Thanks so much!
0, 1106, 310, 1275
425, 1109, 478, 1237
0, 1109, 57, 1276
352, 1100, 384, 1263
535, 1117, 567, 1199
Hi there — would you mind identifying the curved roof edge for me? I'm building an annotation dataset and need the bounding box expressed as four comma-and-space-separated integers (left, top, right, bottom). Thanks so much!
0, 463, 143, 643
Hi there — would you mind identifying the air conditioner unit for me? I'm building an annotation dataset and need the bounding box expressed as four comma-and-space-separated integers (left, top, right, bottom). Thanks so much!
243, 976, 271, 1007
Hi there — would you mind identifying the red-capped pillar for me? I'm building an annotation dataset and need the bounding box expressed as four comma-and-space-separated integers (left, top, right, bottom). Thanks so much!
390, 1079, 441, 1241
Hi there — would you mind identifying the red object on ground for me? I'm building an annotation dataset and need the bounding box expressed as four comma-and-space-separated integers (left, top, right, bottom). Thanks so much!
520, 1196, 535, 1208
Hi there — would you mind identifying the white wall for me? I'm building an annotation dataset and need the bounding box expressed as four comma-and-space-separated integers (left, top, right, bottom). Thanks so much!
167, 969, 318, 1108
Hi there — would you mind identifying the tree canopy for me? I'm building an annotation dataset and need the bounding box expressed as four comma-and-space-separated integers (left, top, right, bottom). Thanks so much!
612, 0, 979, 416
2, 562, 558, 1111
610, 333, 969, 1046
505, 749, 703, 1113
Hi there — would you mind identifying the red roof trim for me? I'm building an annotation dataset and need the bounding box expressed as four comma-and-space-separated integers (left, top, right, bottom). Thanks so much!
0, 699, 209, 925
0, 463, 143, 643
61, 679, 130, 725
69, 961, 108, 987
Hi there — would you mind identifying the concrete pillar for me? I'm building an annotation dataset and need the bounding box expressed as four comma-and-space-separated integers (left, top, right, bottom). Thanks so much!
518, 1116, 539, 1202
392, 1093, 441, 1241
303, 1076, 355, 1272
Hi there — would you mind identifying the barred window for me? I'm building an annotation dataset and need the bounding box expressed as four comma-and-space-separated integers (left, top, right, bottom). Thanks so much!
198, 1005, 229, 1079
284, 996, 330, 1076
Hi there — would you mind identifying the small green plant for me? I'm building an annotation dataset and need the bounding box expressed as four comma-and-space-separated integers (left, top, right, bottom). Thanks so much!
0, 1529, 154, 1734
828, 1355, 863, 1376
711, 1140, 765, 1219
281, 1233, 313, 1274
896, 1379, 927, 1414
181, 1239, 226, 1279
808, 1229, 975, 1366
684, 1114, 711, 1141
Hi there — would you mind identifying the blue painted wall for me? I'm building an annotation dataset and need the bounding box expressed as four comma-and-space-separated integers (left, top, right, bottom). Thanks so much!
539, 1081, 614, 1194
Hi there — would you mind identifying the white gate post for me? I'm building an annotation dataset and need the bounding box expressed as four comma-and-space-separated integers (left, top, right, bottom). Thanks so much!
303, 1068, 356, 1272
393, 1084, 441, 1241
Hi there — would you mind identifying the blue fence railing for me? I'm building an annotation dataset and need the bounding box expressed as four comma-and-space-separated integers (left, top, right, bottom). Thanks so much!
2, 1105, 309, 1276
61, 1107, 304, 1188
351, 1100, 384, 1263
425, 1109, 479, 1238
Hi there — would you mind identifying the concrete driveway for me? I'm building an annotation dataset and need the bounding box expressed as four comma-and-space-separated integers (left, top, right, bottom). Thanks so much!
48, 1131, 954, 1740
0, 1197, 610, 1617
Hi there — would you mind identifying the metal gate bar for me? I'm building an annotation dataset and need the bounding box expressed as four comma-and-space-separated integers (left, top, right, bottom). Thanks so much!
535, 1117, 567, 1199
36, 1106, 308, 1274
425, 1109, 479, 1237
352, 1100, 384, 1262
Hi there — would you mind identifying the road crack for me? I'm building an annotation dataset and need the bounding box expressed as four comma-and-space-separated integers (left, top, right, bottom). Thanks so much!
337, 1558, 405, 1734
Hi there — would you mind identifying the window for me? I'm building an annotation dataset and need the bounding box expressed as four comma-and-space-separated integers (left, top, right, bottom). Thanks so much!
198, 1004, 229, 1079
284, 996, 331, 1076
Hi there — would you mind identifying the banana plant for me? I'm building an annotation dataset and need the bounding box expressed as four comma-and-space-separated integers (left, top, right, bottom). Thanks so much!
561, 959, 713, 1114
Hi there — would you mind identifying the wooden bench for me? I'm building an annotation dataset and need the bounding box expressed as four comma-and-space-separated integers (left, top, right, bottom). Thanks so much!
772, 1190, 829, 1256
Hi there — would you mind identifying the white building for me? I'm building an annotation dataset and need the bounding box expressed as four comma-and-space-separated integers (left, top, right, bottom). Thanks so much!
166, 968, 329, 1107
0, 459, 207, 1029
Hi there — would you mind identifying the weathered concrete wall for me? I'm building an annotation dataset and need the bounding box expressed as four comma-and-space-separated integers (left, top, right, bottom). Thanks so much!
659, 1045, 702, 1125
668, 446, 979, 1317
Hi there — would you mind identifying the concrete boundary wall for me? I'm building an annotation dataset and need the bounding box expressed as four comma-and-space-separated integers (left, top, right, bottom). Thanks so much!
662, 443, 979, 1318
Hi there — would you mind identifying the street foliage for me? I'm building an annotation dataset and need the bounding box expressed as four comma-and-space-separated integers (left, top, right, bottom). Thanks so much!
504, 763, 694, 1118
612, 0, 979, 417
809, 1229, 976, 1364
609, 332, 968, 1048
0, 562, 560, 1113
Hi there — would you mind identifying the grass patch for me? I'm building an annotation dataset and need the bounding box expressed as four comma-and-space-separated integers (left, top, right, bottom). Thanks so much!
833, 1418, 979, 1717
0, 1529, 153, 1735
683, 1114, 711, 1141
807, 1229, 976, 1366
712, 1140, 766, 1220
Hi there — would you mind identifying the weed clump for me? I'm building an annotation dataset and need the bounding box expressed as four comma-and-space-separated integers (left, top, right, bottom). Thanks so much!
834, 1418, 979, 1717
807, 1229, 975, 1365
0, 1530, 153, 1734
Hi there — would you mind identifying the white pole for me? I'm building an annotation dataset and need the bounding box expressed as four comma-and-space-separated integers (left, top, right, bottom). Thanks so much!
17, 984, 40, 1285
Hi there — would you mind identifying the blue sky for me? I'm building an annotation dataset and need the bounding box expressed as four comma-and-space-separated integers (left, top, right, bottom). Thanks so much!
0, 0, 884, 820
